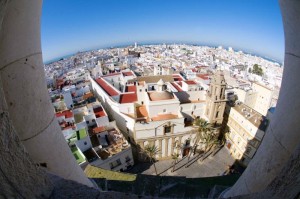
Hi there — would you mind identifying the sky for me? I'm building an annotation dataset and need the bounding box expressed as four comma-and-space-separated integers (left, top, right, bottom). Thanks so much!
41, 0, 284, 63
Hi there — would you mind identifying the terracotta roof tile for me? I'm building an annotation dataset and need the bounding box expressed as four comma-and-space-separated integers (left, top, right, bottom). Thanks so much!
119, 93, 137, 104
95, 78, 119, 96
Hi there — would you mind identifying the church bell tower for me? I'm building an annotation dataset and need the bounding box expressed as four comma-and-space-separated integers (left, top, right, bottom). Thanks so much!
205, 70, 227, 125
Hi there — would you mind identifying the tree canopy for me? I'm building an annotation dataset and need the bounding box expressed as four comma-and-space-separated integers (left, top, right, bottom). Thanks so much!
251, 64, 264, 76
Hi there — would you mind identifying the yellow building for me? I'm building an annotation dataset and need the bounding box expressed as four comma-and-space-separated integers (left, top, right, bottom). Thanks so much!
225, 102, 268, 166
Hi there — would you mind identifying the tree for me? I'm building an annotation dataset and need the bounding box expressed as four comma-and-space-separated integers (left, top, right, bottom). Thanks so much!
144, 145, 160, 175
171, 153, 180, 172
252, 64, 264, 76
198, 131, 220, 152
188, 118, 213, 160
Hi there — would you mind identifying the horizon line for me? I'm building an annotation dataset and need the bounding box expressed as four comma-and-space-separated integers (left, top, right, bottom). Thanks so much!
43, 42, 283, 65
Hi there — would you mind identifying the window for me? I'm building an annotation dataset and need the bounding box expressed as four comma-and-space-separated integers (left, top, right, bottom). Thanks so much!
145, 89, 148, 92
139, 89, 142, 92
164, 126, 171, 134
92, 119, 95, 122
141, 101, 144, 105
245, 147, 251, 155
194, 105, 197, 110
216, 111, 219, 118
84, 141, 87, 145
163, 109, 166, 113
109, 159, 122, 169
86, 121, 89, 124
185, 139, 191, 146
125, 156, 131, 162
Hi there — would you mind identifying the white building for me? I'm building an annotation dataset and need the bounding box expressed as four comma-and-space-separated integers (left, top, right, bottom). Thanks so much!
91, 70, 227, 159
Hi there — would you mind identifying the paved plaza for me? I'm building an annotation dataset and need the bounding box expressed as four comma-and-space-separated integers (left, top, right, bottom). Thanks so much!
128, 147, 237, 178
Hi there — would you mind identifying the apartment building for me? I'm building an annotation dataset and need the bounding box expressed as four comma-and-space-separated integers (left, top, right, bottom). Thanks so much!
225, 102, 268, 166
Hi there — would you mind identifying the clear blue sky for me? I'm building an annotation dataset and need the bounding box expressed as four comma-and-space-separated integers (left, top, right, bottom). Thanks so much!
41, 0, 284, 63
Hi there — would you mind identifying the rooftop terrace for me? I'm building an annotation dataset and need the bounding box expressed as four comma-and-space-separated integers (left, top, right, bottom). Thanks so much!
151, 114, 179, 121
233, 103, 268, 131
77, 129, 87, 140
71, 146, 85, 164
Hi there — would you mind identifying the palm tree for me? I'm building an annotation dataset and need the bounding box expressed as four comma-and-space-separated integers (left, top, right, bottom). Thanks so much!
171, 153, 180, 172
198, 130, 219, 152
144, 144, 160, 175
188, 118, 213, 160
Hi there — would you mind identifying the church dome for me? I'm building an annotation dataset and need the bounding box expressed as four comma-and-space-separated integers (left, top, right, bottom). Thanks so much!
149, 91, 174, 101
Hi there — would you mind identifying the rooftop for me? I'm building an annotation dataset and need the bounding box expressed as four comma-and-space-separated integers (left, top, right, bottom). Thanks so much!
71, 146, 85, 164
233, 103, 268, 131
172, 74, 184, 81
151, 114, 179, 121
74, 112, 85, 123
83, 92, 94, 100
82, 148, 98, 162
55, 110, 73, 119
101, 72, 121, 77
185, 80, 197, 85
95, 78, 119, 97
122, 71, 134, 77
125, 85, 136, 93
92, 126, 106, 134
171, 82, 183, 92
119, 93, 138, 104
148, 91, 174, 101
128, 75, 174, 84
93, 106, 106, 118
77, 129, 87, 140
84, 165, 136, 181
197, 74, 210, 80
136, 106, 149, 118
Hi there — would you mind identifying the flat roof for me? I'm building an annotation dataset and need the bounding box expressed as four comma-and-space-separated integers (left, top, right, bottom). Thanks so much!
71, 146, 85, 164
152, 114, 179, 121
93, 106, 106, 118
92, 126, 106, 134
197, 74, 210, 80
77, 129, 87, 140
82, 148, 98, 162
122, 71, 134, 76
55, 110, 73, 119
119, 93, 137, 104
233, 103, 268, 131
185, 80, 197, 85
125, 85, 136, 93
101, 72, 121, 77
84, 165, 136, 181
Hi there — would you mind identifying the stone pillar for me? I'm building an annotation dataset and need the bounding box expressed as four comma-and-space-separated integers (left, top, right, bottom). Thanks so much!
225, 0, 300, 197
159, 139, 163, 158
0, 0, 93, 187
0, 74, 53, 198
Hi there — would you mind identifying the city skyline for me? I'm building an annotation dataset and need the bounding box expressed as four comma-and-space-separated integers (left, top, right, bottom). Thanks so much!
42, 0, 284, 63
